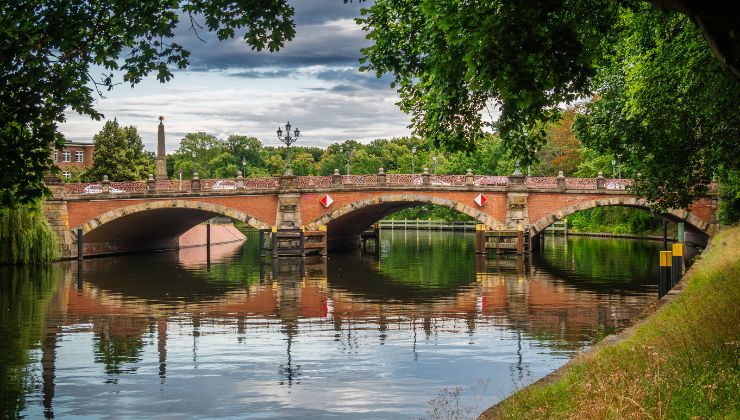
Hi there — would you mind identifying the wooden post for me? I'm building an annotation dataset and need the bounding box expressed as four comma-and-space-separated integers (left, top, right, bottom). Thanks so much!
659, 250, 672, 298
77, 227, 83, 261
271, 226, 278, 258
259, 229, 266, 258
516, 224, 524, 255
475, 224, 486, 255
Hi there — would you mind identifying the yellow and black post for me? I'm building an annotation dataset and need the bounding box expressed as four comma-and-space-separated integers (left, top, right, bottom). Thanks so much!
659, 250, 672, 298
475, 224, 486, 255
671, 243, 683, 287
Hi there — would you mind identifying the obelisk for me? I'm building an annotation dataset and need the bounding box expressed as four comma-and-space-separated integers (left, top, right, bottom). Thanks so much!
156, 116, 168, 180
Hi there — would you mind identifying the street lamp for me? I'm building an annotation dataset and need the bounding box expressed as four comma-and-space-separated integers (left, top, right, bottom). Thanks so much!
191, 151, 196, 177
241, 159, 246, 176
611, 159, 616, 178
411, 146, 417, 175
432, 156, 437, 175
616, 154, 622, 178
343, 145, 354, 175
277, 121, 300, 176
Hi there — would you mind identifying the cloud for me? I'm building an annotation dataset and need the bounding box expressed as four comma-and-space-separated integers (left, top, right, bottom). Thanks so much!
58, 1, 411, 152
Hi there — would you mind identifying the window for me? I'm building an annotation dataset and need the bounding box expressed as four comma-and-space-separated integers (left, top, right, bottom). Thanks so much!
62, 171, 71, 178
75, 151, 84, 162
62, 151, 71, 162
54, 151, 58, 162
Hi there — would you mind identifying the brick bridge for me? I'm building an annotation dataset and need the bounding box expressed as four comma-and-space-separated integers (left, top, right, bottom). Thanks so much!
45, 170, 719, 258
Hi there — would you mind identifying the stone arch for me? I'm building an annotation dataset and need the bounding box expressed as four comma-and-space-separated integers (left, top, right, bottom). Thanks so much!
71, 199, 271, 235
529, 197, 713, 236
305, 193, 504, 233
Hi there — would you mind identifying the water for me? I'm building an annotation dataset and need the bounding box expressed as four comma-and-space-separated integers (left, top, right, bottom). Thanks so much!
1, 231, 667, 419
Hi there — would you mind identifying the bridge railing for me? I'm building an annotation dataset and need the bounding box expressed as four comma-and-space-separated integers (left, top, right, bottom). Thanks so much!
56, 173, 715, 197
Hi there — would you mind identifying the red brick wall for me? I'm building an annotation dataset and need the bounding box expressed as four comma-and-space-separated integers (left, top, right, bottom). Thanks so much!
300, 190, 508, 225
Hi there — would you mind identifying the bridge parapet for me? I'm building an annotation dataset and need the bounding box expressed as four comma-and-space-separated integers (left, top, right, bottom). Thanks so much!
57, 174, 717, 198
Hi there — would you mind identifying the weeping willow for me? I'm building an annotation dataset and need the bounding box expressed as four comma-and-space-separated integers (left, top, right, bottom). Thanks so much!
0, 201, 60, 264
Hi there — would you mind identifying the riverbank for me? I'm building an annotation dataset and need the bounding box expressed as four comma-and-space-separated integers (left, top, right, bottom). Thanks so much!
481, 225, 740, 419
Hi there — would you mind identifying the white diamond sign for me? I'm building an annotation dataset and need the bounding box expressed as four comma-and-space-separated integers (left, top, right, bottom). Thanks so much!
474, 193, 487, 207
320, 194, 334, 208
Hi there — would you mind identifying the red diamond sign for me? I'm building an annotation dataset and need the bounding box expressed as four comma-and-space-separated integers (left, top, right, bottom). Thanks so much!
474, 193, 487, 207
320, 194, 334, 208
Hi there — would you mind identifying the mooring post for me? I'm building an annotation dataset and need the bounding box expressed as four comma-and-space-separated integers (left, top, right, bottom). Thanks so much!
271, 226, 278, 258
671, 243, 683, 286
475, 224, 486, 255
516, 224, 524, 255
76, 227, 83, 261
659, 250, 672, 298
299, 228, 305, 258
206, 222, 211, 266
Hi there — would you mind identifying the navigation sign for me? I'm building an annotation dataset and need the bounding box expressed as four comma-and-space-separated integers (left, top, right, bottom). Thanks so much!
474, 193, 487, 207
320, 194, 334, 208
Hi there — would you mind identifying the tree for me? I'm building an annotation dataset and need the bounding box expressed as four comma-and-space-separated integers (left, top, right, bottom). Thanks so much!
356, 0, 739, 211
573, 6, 740, 211
0, 0, 296, 206
83, 121, 154, 182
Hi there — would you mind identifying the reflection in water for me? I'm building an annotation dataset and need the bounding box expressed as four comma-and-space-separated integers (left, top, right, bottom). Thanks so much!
2, 232, 667, 418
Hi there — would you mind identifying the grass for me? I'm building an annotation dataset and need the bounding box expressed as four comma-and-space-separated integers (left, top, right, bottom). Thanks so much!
481, 225, 740, 419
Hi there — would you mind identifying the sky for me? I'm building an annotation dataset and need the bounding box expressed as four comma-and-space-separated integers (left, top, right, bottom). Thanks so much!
59, 1, 411, 153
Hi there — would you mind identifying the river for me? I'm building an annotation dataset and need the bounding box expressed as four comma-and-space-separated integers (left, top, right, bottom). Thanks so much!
1, 230, 667, 418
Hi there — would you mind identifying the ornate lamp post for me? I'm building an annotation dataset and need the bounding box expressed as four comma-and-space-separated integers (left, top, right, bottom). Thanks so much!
411, 146, 417, 175
277, 121, 300, 176
611, 159, 616, 178
344, 145, 354, 175
617, 154, 622, 178
432, 155, 437, 175
242, 159, 246, 176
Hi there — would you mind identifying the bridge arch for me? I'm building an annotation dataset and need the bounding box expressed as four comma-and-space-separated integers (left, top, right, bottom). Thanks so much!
529, 197, 713, 237
69, 200, 271, 256
305, 193, 504, 246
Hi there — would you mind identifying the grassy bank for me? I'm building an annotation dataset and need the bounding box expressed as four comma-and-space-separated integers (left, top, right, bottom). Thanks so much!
482, 225, 740, 419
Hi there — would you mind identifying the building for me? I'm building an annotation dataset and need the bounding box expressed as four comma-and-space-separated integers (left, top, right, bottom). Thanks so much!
53, 141, 95, 178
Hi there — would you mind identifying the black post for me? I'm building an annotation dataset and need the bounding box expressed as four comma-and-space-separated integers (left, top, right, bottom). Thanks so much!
659, 250, 671, 298
272, 230, 278, 258
671, 243, 683, 287
259, 229, 266, 258
76, 228, 83, 261
206, 222, 211, 266
299, 230, 305, 257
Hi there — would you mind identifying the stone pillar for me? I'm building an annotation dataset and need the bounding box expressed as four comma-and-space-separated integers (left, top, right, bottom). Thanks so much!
236, 171, 245, 190
557, 171, 566, 191
44, 200, 74, 259
156, 116, 168, 181
146, 174, 156, 192
422, 167, 430, 186
101, 175, 110, 194
276, 193, 301, 229
191, 172, 201, 191
378, 167, 386, 185
280, 175, 296, 189
465, 169, 474, 186
506, 165, 529, 227
332, 169, 341, 186
596, 172, 605, 189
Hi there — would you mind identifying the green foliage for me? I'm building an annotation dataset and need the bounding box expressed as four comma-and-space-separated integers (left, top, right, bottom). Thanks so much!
0, 0, 296, 206
386, 205, 474, 222
82, 120, 155, 182
0, 201, 60, 265
357, 0, 618, 158
574, 6, 740, 211
567, 207, 665, 236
